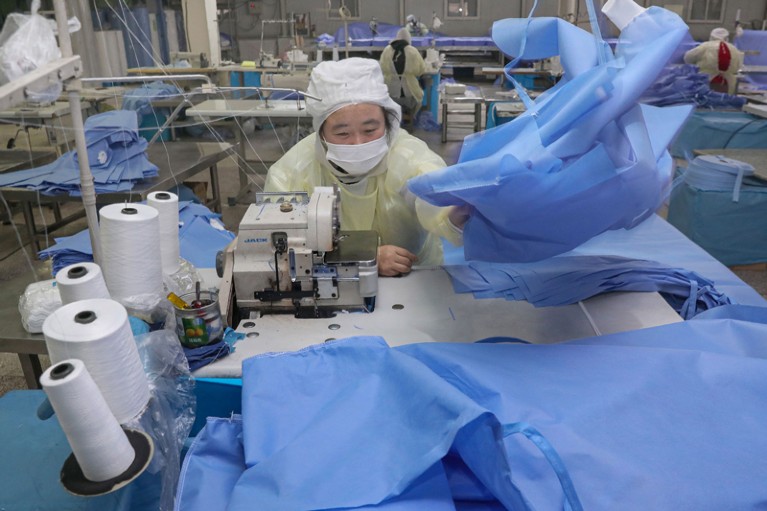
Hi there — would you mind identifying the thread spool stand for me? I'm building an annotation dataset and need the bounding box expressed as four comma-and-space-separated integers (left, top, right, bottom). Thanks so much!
49, 362, 154, 497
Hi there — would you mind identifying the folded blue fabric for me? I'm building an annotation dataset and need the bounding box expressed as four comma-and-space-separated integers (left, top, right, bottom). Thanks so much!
0, 110, 157, 195
443, 254, 731, 319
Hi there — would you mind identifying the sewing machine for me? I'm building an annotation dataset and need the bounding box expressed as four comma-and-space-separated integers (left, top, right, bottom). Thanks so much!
258, 52, 283, 69
225, 188, 378, 320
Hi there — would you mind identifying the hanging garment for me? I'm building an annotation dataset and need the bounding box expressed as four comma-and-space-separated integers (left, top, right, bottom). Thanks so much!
408, 7, 692, 263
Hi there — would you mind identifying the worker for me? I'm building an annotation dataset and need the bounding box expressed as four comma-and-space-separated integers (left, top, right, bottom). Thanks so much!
406, 14, 429, 37
379, 27, 428, 128
264, 58, 468, 277
683, 27, 744, 95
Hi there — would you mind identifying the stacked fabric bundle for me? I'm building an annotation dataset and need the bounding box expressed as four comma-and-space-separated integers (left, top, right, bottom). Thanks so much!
0, 110, 157, 195
38, 200, 234, 275
443, 255, 731, 319
121, 81, 182, 126
639, 64, 747, 109
680, 154, 764, 202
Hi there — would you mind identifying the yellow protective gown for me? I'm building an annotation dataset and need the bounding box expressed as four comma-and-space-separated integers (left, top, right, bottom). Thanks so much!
264, 130, 461, 266
380, 44, 428, 106
683, 40, 744, 95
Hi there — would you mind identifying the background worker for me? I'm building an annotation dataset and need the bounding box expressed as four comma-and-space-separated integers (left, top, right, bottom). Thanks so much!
684, 27, 744, 95
264, 58, 468, 277
379, 28, 428, 128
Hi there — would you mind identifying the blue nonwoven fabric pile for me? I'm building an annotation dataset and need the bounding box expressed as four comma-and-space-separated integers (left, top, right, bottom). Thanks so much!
38, 200, 234, 275
176, 304, 767, 510
677, 154, 766, 201
0, 110, 157, 195
639, 63, 747, 109
408, 7, 694, 263
443, 255, 730, 319
121, 81, 183, 126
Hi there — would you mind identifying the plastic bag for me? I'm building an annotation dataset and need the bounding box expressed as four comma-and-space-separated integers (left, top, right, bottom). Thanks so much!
18, 279, 62, 333
0, 0, 62, 104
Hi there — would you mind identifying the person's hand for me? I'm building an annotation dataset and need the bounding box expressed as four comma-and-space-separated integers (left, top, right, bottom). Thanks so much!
448, 205, 472, 230
377, 245, 418, 276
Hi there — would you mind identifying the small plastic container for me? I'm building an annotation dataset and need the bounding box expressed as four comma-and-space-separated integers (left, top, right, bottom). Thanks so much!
172, 291, 224, 348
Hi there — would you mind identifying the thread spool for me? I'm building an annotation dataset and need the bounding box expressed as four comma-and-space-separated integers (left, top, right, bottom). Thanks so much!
43, 298, 150, 424
55, 262, 111, 305
41, 359, 153, 495
99, 203, 163, 300
147, 191, 180, 275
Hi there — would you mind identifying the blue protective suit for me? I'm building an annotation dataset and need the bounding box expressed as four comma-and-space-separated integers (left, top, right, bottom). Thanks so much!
408, 7, 693, 262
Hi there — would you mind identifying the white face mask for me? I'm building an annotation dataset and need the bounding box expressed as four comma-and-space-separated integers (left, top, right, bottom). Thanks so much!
324, 133, 389, 177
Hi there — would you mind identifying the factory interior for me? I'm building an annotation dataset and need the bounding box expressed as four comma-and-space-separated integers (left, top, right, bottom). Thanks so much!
2, 0, 767, 509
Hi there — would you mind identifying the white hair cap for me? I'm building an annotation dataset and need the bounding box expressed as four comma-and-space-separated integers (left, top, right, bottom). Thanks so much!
406, 14, 416, 22
305, 58, 402, 135
710, 27, 729, 41
395, 27, 412, 43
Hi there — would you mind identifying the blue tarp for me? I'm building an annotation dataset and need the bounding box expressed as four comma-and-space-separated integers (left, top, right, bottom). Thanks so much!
177, 304, 767, 510
408, 7, 694, 263
669, 110, 767, 158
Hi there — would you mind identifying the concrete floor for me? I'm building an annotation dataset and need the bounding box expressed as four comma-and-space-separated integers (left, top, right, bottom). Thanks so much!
1, 96, 766, 396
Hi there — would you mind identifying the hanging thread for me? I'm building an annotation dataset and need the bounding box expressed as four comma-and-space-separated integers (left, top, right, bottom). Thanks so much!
41, 359, 136, 482
43, 298, 150, 424
56, 262, 111, 305
99, 203, 163, 300
147, 191, 181, 275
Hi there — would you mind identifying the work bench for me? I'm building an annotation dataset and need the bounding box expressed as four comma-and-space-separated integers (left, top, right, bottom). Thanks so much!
0, 141, 235, 254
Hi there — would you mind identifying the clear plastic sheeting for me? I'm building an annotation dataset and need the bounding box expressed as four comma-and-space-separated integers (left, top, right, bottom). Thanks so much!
130, 329, 196, 511
178, 307, 767, 510
408, 6, 693, 262
0, 0, 62, 103
443, 255, 730, 320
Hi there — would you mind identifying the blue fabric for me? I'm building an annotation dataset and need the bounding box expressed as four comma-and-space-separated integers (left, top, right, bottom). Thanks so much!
182, 328, 243, 371
443, 254, 731, 319
408, 7, 693, 263
38, 201, 234, 275
668, 181, 767, 266
121, 82, 182, 125
669, 110, 767, 158
639, 63, 747, 109
178, 305, 767, 510
0, 111, 158, 195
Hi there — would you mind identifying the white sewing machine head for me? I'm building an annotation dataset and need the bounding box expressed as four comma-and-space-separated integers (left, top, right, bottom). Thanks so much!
231, 187, 378, 318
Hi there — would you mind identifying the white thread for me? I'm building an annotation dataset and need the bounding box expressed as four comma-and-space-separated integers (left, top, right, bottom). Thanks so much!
43, 299, 150, 424
99, 203, 163, 300
56, 262, 111, 305
147, 191, 181, 275
41, 359, 136, 482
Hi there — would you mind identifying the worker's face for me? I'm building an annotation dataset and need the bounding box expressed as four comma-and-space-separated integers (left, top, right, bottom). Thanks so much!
321, 104, 387, 145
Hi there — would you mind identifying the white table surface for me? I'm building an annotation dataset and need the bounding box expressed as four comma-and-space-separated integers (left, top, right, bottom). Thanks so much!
187, 98, 309, 119
743, 102, 767, 118
194, 267, 682, 378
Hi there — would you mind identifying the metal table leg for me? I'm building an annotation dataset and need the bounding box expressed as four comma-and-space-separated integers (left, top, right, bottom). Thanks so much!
19, 353, 43, 389
209, 163, 222, 213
